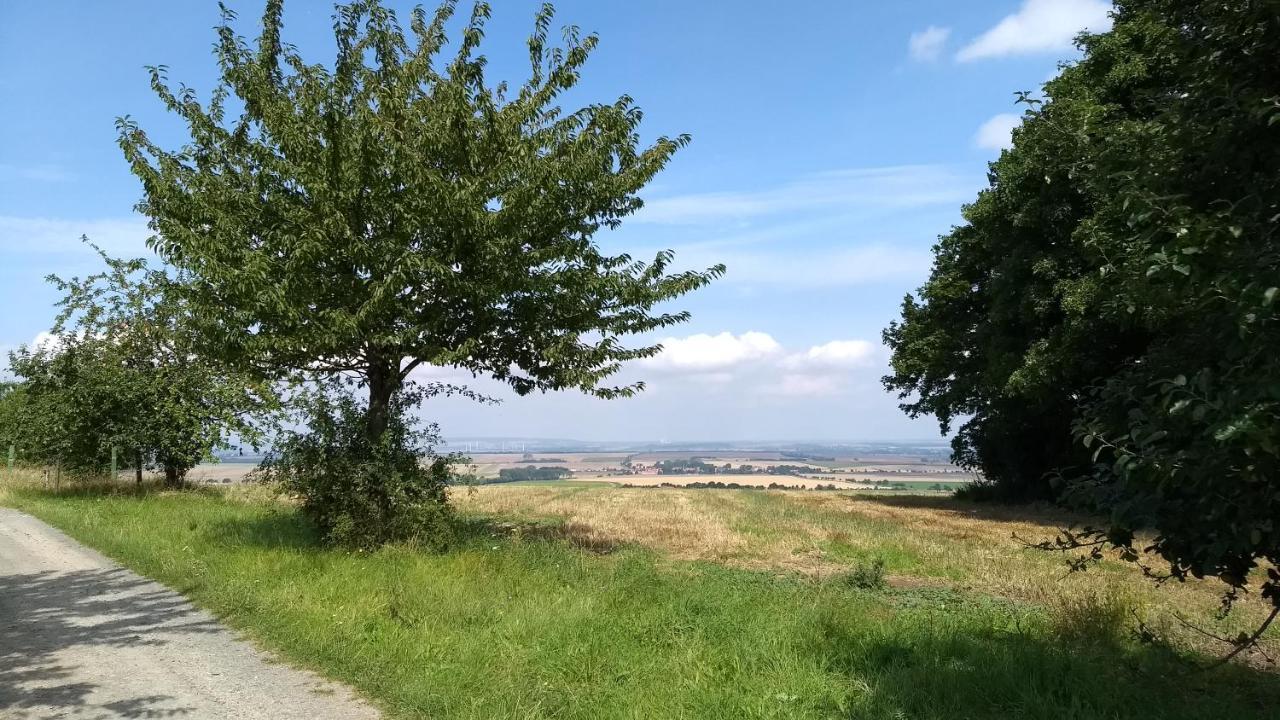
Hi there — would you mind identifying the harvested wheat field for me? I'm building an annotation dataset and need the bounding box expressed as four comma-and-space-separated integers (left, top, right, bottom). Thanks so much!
456, 483, 1280, 666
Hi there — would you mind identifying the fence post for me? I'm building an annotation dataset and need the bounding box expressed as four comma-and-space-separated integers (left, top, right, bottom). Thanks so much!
111, 446, 118, 481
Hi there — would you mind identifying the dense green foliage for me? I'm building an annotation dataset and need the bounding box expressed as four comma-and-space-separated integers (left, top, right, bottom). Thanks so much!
651, 459, 811, 476
7, 486, 1278, 719
260, 381, 457, 549
884, 0, 1280, 606
0, 383, 22, 454
495, 465, 572, 483
116, 0, 722, 446
3, 249, 269, 484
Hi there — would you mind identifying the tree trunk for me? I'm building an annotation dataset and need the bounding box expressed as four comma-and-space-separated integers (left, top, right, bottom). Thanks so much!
135, 450, 144, 488
163, 461, 182, 489
365, 360, 399, 444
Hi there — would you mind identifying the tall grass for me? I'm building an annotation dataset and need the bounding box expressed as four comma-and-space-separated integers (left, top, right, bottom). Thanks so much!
3, 483, 1277, 719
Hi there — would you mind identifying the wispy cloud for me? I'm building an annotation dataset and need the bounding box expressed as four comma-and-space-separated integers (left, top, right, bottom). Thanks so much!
956, 0, 1112, 62
672, 241, 933, 289
908, 26, 951, 62
634, 165, 975, 226
0, 215, 151, 255
0, 163, 74, 183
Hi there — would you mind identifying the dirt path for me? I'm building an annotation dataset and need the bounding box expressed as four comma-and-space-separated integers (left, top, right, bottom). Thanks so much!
0, 508, 380, 720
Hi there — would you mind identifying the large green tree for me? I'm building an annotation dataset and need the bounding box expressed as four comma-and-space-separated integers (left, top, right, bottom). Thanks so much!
882, 80, 1147, 501
117, 0, 722, 443
886, 0, 1280, 616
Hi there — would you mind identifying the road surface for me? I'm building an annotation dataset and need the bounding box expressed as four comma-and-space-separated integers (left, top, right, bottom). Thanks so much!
0, 508, 380, 719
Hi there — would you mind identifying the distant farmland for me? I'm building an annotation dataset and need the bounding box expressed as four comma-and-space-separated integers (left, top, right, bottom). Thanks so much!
457, 450, 968, 491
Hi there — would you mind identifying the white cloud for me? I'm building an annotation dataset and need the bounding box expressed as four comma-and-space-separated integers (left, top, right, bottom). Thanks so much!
974, 113, 1022, 151
957, 0, 1112, 62
783, 340, 877, 370
908, 26, 951, 62
29, 332, 61, 353
1, 332, 65, 377
643, 331, 781, 372
0, 215, 151, 255
635, 165, 975, 226
404, 333, 882, 404
640, 332, 886, 400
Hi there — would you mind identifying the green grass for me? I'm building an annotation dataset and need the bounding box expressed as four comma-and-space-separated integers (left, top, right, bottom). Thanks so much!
5, 484, 1278, 719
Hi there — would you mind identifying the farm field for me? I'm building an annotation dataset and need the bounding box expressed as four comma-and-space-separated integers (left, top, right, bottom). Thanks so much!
585, 474, 872, 489
3, 473, 1276, 719
186, 461, 260, 484
462, 451, 969, 491
178, 459, 966, 491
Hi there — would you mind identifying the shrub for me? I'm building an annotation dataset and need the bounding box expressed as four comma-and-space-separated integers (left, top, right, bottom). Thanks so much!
260, 382, 459, 550
1052, 590, 1137, 647
953, 480, 1004, 502
841, 558, 887, 591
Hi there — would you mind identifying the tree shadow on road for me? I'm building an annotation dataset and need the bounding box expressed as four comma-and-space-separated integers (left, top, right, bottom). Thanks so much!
0, 567, 220, 719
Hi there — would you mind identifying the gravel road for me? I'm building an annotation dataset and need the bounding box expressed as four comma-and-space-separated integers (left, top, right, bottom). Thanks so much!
0, 508, 380, 719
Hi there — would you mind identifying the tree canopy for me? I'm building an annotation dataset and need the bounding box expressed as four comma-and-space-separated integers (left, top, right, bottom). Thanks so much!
885, 0, 1280, 608
117, 0, 723, 442
5, 247, 271, 484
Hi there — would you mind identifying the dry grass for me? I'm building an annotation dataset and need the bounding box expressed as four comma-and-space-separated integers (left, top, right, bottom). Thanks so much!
456, 484, 1279, 665
456, 485, 749, 562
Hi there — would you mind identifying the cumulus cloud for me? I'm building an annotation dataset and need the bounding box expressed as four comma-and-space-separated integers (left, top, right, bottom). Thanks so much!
957, 0, 1112, 62
638, 331, 887, 399
908, 26, 951, 62
1, 332, 64, 376
974, 113, 1022, 151
643, 331, 781, 372
28, 332, 61, 353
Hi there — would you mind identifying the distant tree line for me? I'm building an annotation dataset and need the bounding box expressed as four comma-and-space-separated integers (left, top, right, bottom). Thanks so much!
494, 466, 573, 483
652, 459, 812, 476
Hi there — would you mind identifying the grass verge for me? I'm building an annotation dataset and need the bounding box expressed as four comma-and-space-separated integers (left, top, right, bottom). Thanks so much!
2, 478, 1278, 719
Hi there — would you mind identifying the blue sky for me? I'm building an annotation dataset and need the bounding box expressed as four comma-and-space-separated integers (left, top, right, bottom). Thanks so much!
0, 0, 1112, 442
